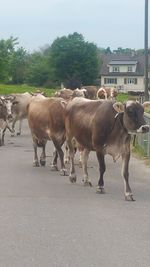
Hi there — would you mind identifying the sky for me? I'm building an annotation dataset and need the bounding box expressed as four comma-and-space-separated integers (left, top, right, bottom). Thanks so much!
0, 0, 149, 53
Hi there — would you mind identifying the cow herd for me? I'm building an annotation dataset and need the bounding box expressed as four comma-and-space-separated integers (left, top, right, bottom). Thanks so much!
0, 86, 150, 201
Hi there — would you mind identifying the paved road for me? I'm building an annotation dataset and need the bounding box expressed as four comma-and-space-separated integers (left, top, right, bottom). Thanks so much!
0, 121, 150, 267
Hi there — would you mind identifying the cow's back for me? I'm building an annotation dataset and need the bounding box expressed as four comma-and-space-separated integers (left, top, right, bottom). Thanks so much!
28, 97, 66, 141
65, 98, 104, 149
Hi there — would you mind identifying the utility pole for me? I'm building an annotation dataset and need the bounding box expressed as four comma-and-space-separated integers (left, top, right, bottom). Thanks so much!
144, 0, 149, 100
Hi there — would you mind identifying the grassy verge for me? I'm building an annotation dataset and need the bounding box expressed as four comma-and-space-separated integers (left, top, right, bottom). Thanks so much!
0, 84, 56, 97
131, 143, 150, 165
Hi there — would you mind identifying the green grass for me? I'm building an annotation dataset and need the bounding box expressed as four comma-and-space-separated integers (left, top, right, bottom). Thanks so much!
0, 84, 56, 97
132, 143, 147, 158
1, 84, 129, 101
116, 93, 128, 103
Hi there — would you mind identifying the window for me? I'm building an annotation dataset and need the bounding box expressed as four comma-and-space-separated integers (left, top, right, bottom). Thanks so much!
127, 66, 133, 72
112, 66, 120, 72
124, 78, 137, 84
104, 78, 117, 84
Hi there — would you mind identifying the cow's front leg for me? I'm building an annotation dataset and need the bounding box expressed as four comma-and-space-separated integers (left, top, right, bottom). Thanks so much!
122, 152, 134, 201
96, 151, 106, 194
81, 149, 92, 186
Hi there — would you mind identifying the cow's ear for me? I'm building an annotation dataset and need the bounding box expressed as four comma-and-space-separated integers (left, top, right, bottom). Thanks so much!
113, 102, 124, 113
60, 100, 67, 109
142, 101, 150, 110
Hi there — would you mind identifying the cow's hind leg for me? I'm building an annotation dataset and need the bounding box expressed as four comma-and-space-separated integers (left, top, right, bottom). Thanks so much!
66, 137, 77, 183
0, 129, 3, 146
40, 141, 47, 166
33, 140, 39, 167
11, 118, 17, 136
96, 151, 106, 194
64, 143, 70, 164
122, 152, 134, 201
1, 127, 6, 146
81, 149, 92, 186
17, 119, 22, 135
51, 148, 59, 171
52, 138, 68, 176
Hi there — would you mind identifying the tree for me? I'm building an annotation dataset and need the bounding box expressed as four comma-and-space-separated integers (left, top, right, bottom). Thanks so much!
105, 47, 112, 54
49, 32, 100, 88
9, 47, 28, 84
0, 36, 18, 82
25, 51, 50, 86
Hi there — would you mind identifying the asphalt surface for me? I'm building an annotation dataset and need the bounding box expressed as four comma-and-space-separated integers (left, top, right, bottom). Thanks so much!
0, 121, 150, 267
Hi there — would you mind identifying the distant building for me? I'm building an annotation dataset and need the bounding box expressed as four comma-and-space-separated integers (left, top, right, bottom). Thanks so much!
100, 54, 150, 93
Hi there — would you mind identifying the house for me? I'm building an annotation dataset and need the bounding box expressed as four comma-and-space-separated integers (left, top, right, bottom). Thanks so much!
100, 54, 150, 94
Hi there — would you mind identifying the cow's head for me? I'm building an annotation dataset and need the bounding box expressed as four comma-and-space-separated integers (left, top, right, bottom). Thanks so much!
0, 96, 15, 121
0, 98, 7, 120
113, 100, 150, 134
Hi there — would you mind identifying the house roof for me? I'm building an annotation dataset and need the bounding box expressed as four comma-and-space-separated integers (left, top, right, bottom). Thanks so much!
100, 54, 145, 76
108, 60, 138, 65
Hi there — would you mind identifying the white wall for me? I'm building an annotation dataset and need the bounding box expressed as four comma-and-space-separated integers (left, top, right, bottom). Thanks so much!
109, 65, 137, 73
101, 76, 144, 92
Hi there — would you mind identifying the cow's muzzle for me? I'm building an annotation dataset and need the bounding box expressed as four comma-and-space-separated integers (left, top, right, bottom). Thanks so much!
137, 125, 149, 133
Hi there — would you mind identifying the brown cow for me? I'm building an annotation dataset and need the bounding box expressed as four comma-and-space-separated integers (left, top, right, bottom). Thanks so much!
54, 88, 86, 100
65, 98, 150, 201
10, 91, 45, 136
54, 88, 73, 100
0, 97, 14, 145
81, 86, 98, 99
97, 87, 118, 100
28, 96, 67, 175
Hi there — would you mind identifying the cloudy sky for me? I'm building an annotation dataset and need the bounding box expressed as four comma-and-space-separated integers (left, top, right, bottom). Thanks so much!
0, 0, 149, 52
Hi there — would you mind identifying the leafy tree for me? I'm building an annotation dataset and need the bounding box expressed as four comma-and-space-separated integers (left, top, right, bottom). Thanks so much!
9, 47, 28, 84
113, 47, 136, 55
49, 32, 100, 88
0, 36, 18, 82
25, 51, 50, 86
105, 47, 112, 54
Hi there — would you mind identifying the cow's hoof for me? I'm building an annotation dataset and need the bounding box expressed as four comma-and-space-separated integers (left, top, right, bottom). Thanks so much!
17, 132, 21, 136
69, 174, 77, 183
125, 193, 135, 201
60, 169, 68, 176
83, 181, 92, 187
33, 161, 40, 167
96, 186, 105, 194
51, 165, 58, 171
40, 159, 46, 166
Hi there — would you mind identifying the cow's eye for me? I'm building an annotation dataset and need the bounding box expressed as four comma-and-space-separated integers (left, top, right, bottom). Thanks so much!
13, 101, 18, 105
127, 109, 135, 117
